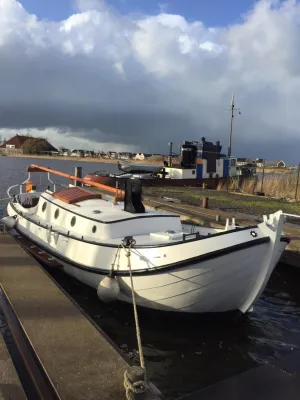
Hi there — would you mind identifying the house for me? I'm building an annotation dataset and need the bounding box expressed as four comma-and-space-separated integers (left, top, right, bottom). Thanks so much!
84, 151, 95, 157
108, 152, 118, 159
254, 158, 267, 168
267, 160, 287, 168
118, 152, 133, 160
0, 134, 57, 155
276, 160, 286, 168
70, 149, 85, 157
134, 153, 152, 161
236, 158, 253, 167
59, 148, 70, 156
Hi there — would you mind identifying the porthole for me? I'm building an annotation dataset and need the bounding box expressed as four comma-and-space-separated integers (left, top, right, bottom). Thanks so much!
93, 210, 101, 214
70, 216, 76, 227
92, 225, 97, 233
54, 209, 59, 219
42, 202, 47, 212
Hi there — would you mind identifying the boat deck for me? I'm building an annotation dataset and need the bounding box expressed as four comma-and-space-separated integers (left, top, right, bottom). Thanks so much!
43, 192, 178, 223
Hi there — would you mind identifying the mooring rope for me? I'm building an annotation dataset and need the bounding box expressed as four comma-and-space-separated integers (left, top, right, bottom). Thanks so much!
123, 370, 145, 400
122, 242, 147, 399
109, 245, 121, 277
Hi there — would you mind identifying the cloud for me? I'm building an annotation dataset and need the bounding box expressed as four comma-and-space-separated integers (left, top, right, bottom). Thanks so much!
0, 0, 300, 161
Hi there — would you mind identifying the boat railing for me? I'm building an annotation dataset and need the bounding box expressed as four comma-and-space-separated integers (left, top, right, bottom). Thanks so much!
7, 170, 59, 198
282, 213, 300, 220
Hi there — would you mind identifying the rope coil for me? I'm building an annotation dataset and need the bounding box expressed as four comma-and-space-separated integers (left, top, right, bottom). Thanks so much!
124, 370, 146, 400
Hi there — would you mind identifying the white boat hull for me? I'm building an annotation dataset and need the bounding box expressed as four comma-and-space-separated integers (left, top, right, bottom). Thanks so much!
11, 217, 286, 314
5, 189, 289, 314
57, 241, 284, 313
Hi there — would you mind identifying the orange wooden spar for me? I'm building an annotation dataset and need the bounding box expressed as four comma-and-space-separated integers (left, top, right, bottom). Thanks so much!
28, 164, 125, 197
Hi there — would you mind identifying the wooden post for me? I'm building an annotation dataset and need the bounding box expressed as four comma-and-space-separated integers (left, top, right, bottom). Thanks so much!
74, 167, 82, 187
202, 197, 209, 209
295, 162, 300, 201
260, 164, 265, 193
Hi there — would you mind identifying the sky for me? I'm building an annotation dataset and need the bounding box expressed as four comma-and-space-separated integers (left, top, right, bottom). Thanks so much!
0, 0, 299, 162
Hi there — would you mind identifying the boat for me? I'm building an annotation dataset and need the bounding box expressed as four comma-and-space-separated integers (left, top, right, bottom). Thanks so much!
84, 169, 158, 188
117, 160, 163, 174
83, 138, 252, 189
1, 164, 294, 315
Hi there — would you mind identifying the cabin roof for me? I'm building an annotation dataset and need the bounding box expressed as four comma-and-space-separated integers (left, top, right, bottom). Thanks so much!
42, 192, 177, 223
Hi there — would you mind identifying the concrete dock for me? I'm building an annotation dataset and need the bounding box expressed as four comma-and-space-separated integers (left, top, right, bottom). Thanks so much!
0, 332, 26, 399
0, 233, 154, 399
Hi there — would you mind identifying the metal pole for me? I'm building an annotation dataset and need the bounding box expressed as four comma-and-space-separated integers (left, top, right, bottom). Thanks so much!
168, 142, 173, 168
29, 164, 125, 196
260, 164, 265, 192
228, 95, 234, 158
295, 162, 300, 201
74, 167, 82, 187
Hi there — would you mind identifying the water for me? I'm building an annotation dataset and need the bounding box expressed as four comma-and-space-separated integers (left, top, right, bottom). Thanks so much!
1, 156, 300, 399
0, 156, 117, 217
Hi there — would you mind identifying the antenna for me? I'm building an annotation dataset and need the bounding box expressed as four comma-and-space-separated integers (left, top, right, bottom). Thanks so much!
227, 94, 241, 158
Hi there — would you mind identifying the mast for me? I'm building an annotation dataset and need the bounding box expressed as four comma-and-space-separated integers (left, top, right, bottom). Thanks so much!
227, 94, 241, 158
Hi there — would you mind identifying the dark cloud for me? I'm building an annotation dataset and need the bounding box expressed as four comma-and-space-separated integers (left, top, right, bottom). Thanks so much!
0, 0, 299, 161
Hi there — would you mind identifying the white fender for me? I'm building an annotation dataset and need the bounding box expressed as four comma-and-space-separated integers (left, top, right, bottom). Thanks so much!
0, 216, 17, 230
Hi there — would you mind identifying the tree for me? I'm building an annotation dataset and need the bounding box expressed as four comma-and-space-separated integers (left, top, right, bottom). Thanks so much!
22, 138, 55, 154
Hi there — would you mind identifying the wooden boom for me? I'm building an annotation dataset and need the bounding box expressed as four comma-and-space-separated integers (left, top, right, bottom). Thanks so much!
28, 164, 124, 197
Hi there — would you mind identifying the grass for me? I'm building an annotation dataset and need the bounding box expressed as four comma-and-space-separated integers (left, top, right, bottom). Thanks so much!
144, 186, 300, 217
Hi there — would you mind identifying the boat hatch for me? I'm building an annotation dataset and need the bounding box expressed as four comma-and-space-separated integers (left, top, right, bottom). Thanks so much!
52, 187, 102, 204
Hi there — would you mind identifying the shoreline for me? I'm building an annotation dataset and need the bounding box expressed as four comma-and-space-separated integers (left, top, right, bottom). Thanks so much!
0, 154, 164, 165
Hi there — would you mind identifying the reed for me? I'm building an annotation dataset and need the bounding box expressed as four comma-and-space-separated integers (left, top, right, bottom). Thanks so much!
218, 173, 300, 200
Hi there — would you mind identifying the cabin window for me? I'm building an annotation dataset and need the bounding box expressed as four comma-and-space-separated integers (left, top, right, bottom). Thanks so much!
70, 216, 76, 227
54, 209, 60, 219
42, 202, 47, 212
92, 225, 97, 233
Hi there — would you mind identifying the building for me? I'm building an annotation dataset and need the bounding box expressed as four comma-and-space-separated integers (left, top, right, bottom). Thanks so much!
118, 152, 133, 160
134, 153, 152, 160
255, 158, 267, 168
267, 160, 287, 168
70, 149, 85, 157
236, 158, 254, 167
0, 134, 57, 155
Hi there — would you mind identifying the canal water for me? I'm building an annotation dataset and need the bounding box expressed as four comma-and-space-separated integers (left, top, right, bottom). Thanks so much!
1, 156, 300, 399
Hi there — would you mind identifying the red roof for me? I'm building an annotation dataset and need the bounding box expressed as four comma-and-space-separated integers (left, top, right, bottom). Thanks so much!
0, 135, 30, 148
0, 135, 57, 151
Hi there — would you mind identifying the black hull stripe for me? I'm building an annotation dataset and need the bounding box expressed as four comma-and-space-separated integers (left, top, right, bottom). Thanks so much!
14, 227, 270, 276
10, 200, 259, 249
